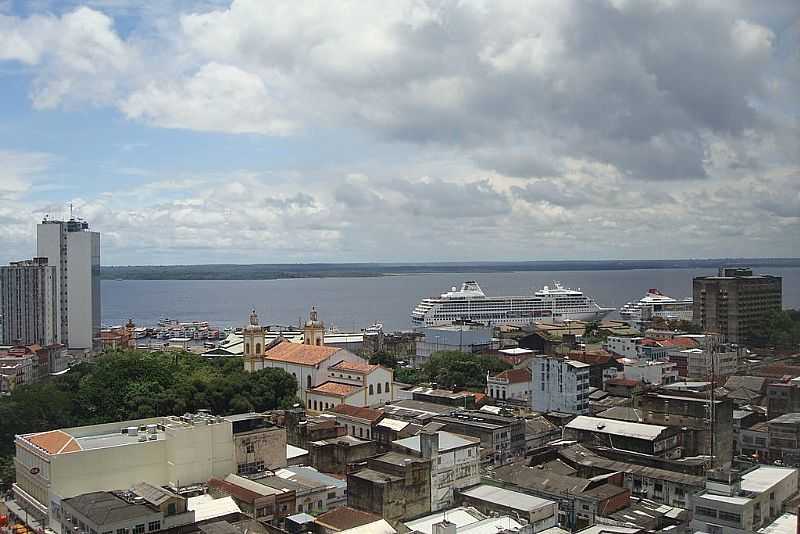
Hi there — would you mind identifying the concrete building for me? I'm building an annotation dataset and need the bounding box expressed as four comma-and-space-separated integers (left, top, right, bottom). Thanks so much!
403, 508, 524, 534
307, 435, 379, 474
767, 413, 800, 466
208, 473, 296, 526
393, 430, 480, 511
1, 258, 58, 346
227, 413, 287, 476
486, 368, 531, 403
37, 218, 101, 350
530, 355, 590, 415
604, 337, 643, 359
564, 416, 680, 459
329, 404, 383, 440
685, 342, 739, 380
0, 350, 36, 393
740, 421, 770, 461
622, 360, 677, 386
554, 444, 704, 509
275, 466, 348, 512
767, 378, 800, 419
693, 267, 782, 343
490, 461, 629, 531
12, 412, 267, 529
458, 485, 558, 532
638, 391, 734, 469
413, 325, 494, 367
347, 452, 431, 525
691, 466, 799, 534
430, 410, 525, 465
58, 483, 196, 534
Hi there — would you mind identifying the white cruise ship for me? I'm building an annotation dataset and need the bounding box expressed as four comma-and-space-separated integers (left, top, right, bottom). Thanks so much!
410, 281, 614, 328
618, 289, 693, 322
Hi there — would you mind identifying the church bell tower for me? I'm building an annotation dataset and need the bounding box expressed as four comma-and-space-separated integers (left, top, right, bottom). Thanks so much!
243, 309, 265, 372
304, 306, 325, 346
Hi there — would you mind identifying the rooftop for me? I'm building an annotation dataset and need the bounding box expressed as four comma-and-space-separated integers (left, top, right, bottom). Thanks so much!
349, 468, 402, 484
330, 403, 383, 422
374, 451, 429, 467
741, 466, 798, 493
63, 492, 153, 525
769, 413, 800, 425
187, 495, 240, 523
310, 381, 363, 397
460, 484, 555, 512
264, 340, 341, 365
330, 360, 379, 374
315, 507, 382, 532
566, 415, 668, 440
490, 368, 532, 384
758, 513, 797, 534
377, 418, 410, 431
275, 466, 347, 490
404, 508, 486, 534
393, 431, 479, 453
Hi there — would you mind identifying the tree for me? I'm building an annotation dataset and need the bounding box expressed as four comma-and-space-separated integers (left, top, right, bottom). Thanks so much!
419, 351, 511, 389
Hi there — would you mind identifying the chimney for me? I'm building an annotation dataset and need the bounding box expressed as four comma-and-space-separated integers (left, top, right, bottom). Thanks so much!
420, 430, 439, 460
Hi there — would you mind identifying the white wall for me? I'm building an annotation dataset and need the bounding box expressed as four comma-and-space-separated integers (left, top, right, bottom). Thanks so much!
530, 357, 589, 414
431, 444, 480, 511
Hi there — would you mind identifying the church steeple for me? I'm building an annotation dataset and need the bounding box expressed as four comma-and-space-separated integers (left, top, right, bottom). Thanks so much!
304, 306, 325, 346
243, 308, 265, 372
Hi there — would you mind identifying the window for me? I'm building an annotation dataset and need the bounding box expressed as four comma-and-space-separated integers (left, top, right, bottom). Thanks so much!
117, 529, 129, 534
318, 501, 323, 510
359, 427, 364, 437
167, 503, 176, 515
307, 375, 312, 389
147, 521, 160, 532
255, 343, 261, 354
696, 507, 718, 519
385, 381, 390, 393
246, 442, 255, 453
369, 384, 374, 395
245, 343, 250, 354
328, 492, 336, 499
133, 525, 145, 534
718, 511, 741, 523
377, 383, 382, 394
314, 400, 318, 410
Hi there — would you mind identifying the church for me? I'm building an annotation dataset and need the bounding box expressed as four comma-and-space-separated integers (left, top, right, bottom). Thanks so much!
243, 307, 395, 409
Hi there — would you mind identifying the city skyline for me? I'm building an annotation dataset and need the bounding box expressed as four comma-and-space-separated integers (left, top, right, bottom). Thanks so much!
1, 0, 798, 265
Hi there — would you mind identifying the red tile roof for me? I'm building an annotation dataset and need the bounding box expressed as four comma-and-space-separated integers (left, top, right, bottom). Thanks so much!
26, 430, 81, 454
264, 340, 341, 365
330, 360, 378, 374
492, 368, 532, 384
315, 507, 381, 531
657, 338, 699, 348
310, 381, 363, 398
208, 478, 263, 503
330, 403, 383, 422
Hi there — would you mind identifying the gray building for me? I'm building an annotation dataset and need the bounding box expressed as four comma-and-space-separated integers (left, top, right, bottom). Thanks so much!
693, 267, 782, 343
1, 258, 58, 346
37, 218, 101, 350
430, 410, 525, 465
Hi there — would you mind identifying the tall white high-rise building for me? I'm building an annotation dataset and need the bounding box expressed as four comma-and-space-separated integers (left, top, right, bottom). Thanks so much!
36, 218, 100, 349
0, 257, 58, 346
530, 355, 591, 415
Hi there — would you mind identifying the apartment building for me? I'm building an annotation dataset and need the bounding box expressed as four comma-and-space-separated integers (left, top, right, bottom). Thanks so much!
691, 466, 798, 534
693, 267, 782, 343
0, 258, 58, 346
430, 410, 525, 465
623, 360, 678, 386
392, 430, 480, 511
37, 218, 101, 350
530, 355, 590, 415
564, 416, 680, 459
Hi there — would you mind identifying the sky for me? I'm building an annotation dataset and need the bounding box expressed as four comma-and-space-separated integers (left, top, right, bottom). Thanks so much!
0, 0, 798, 266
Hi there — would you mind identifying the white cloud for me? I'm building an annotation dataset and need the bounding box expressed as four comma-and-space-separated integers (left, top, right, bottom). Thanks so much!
122, 62, 297, 135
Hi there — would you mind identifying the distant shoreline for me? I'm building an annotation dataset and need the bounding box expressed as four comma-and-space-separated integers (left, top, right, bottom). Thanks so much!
99, 258, 800, 281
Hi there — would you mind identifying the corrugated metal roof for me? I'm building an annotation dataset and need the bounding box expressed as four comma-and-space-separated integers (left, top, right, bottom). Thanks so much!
566, 415, 667, 440
461, 484, 554, 512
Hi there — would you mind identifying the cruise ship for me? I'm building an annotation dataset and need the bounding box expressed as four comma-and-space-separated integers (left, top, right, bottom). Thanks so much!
618, 289, 693, 322
410, 281, 614, 328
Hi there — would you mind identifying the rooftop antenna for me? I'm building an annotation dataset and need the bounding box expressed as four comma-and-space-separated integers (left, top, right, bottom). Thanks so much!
69, 202, 74, 219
